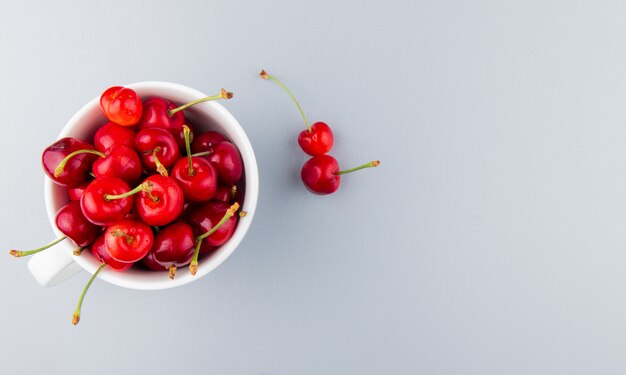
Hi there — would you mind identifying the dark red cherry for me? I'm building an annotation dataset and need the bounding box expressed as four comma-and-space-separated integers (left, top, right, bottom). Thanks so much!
42, 137, 99, 188
142, 250, 167, 271
191, 131, 227, 154
8, 201, 100, 258
187, 202, 239, 275
104, 219, 154, 263
152, 222, 195, 279
187, 200, 238, 248
55, 201, 100, 247
207, 142, 243, 186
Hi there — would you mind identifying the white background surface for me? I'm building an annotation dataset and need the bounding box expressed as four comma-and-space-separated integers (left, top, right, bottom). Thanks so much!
2, 1, 626, 374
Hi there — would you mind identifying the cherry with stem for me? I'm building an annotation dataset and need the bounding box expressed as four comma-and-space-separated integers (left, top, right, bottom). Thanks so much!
189, 202, 239, 275
301, 155, 380, 195
260, 69, 334, 156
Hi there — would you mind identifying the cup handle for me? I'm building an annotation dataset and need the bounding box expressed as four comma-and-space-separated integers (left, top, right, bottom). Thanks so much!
27, 241, 83, 286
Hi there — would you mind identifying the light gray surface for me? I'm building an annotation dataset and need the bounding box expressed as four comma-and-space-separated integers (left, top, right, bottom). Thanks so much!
2, 1, 626, 374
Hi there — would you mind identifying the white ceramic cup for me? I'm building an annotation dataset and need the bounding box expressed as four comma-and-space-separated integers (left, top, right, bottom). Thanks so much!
28, 82, 258, 290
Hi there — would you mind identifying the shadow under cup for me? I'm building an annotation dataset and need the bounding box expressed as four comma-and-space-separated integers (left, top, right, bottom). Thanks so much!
43, 82, 258, 290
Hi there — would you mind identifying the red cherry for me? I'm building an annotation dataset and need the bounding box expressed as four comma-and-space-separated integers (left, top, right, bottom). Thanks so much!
187, 202, 239, 275
42, 137, 99, 188
8, 201, 100, 258
55, 201, 100, 247
187, 201, 239, 248
152, 222, 195, 279
260, 69, 333, 155
92, 145, 142, 185
134, 127, 179, 175
134, 175, 184, 226
213, 184, 243, 206
207, 142, 243, 186
141, 249, 167, 271
80, 177, 134, 226
104, 219, 154, 263
171, 125, 217, 202
94, 122, 136, 152
67, 182, 90, 202
100, 86, 143, 126
297, 122, 334, 156
301, 156, 380, 195
90, 234, 133, 272
137, 97, 185, 147
191, 130, 227, 154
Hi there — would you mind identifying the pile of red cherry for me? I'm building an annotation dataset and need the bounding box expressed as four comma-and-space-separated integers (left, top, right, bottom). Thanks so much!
260, 70, 379, 194
10, 85, 246, 324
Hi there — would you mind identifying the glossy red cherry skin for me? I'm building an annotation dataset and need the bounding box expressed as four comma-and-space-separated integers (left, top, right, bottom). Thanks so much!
191, 131, 227, 154
142, 250, 167, 271
55, 201, 100, 247
92, 145, 142, 185
91, 234, 133, 272
42, 137, 99, 188
213, 184, 244, 205
134, 127, 180, 173
207, 142, 243, 186
187, 200, 238, 248
171, 157, 218, 202
94, 122, 136, 152
100, 86, 143, 126
67, 182, 90, 202
104, 219, 154, 263
80, 177, 134, 226
300, 155, 340, 195
298, 122, 334, 156
152, 222, 195, 268
135, 175, 184, 226
137, 97, 186, 148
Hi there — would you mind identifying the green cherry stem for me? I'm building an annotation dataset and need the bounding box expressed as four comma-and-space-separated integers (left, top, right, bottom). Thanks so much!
104, 181, 158, 203
260, 69, 311, 132
9, 236, 67, 257
183, 125, 194, 176
334, 160, 380, 175
152, 148, 168, 176
190, 151, 212, 157
168, 88, 234, 117
189, 202, 240, 276
54, 149, 106, 178
72, 263, 106, 325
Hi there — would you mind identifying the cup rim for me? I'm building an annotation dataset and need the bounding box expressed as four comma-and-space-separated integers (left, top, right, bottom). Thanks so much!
44, 81, 259, 290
